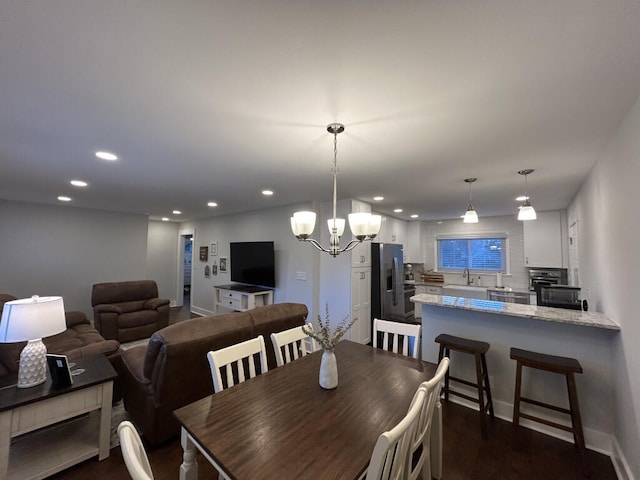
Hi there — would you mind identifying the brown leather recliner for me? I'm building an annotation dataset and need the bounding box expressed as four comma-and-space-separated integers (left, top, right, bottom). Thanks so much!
91, 280, 170, 343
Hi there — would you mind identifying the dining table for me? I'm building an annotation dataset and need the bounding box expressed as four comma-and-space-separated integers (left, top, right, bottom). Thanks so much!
174, 340, 440, 480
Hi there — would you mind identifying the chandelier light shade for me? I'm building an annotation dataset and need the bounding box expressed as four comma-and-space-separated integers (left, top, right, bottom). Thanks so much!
463, 178, 479, 224
517, 169, 537, 221
0, 295, 67, 388
291, 123, 381, 257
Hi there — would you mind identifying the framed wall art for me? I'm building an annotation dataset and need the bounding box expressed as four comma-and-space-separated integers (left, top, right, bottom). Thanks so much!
199, 246, 208, 261
219, 256, 227, 273
210, 242, 218, 256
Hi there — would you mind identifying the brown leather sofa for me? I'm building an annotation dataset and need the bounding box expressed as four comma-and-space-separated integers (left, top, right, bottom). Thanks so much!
91, 280, 170, 343
0, 293, 122, 381
117, 302, 308, 446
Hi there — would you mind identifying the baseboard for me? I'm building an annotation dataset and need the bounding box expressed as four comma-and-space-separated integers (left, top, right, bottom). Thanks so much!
446, 390, 633, 478
191, 306, 213, 317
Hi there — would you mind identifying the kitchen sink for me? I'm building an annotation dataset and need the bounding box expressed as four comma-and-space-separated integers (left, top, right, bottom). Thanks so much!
442, 284, 488, 300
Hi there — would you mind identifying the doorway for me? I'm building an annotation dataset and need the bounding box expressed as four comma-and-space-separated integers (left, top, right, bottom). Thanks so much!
177, 229, 194, 310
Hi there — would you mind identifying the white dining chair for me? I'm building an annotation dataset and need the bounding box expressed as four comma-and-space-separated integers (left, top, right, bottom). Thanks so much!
365, 388, 426, 480
207, 335, 268, 393
118, 421, 154, 480
407, 357, 450, 480
373, 318, 422, 359
270, 323, 317, 367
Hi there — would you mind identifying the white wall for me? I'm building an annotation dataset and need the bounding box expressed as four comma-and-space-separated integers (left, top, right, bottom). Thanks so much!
0, 201, 149, 313
568, 94, 640, 478
147, 220, 179, 304
180, 203, 320, 318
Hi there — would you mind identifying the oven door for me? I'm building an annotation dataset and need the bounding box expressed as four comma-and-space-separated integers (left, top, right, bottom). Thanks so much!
403, 286, 416, 319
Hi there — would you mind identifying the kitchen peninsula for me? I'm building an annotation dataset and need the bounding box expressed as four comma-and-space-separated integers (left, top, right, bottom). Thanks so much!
413, 293, 620, 453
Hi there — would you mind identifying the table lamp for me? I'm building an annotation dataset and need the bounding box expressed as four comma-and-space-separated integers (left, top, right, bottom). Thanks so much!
0, 295, 66, 388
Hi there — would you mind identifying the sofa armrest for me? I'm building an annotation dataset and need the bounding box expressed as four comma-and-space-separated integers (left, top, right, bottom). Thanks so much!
65, 310, 90, 328
144, 298, 170, 310
63, 340, 122, 361
94, 304, 122, 314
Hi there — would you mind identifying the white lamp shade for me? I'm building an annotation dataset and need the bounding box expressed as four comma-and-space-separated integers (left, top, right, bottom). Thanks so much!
0, 296, 66, 342
292, 211, 317, 235
463, 206, 479, 224
290, 217, 300, 236
518, 204, 537, 221
348, 212, 373, 237
327, 218, 346, 236
368, 215, 382, 236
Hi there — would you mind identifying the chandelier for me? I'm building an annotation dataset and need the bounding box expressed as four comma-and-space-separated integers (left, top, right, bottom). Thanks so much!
290, 123, 381, 257
517, 169, 537, 221
462, 177, 479, 223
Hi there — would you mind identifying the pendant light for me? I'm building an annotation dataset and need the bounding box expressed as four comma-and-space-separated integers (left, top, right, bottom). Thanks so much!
463, 178, 479, 223
290, 123, 381, 257
517, 169, 537, 221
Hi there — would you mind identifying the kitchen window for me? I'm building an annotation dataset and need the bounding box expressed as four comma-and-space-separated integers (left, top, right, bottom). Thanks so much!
436, 233, 508, 272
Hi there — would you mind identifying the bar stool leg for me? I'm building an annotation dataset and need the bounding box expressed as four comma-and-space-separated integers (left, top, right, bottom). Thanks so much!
512, 361, 522, 427
475, 352, 488, 439
481, 353, 494, 418
566, 372, 589, 476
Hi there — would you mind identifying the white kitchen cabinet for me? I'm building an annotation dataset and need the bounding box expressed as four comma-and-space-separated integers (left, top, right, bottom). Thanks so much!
350, 267, 372, 344
405, 221, 424, 263
377, 215, 407, 246
523, 210, 564, 267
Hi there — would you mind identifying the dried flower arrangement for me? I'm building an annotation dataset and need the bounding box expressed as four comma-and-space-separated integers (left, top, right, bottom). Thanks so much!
302, 304, 357, 351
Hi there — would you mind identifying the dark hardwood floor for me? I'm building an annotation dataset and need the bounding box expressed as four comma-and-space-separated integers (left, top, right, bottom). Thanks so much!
50, 301, 617, 479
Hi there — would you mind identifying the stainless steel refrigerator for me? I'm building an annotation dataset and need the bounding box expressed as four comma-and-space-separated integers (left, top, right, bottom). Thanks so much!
371, 243, 405, 322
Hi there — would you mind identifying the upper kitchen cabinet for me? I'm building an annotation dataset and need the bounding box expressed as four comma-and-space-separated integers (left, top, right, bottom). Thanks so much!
405, 221, 424, 263
376, 215, 407, 246
523, 210, 567, 268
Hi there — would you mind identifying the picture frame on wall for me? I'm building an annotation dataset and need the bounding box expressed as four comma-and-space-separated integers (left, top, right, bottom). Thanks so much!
212, 264, 218, 275
204, 265, 210, 277
219, 256, 227, 273
199, 246, 208, 261
210, 241, 218, 256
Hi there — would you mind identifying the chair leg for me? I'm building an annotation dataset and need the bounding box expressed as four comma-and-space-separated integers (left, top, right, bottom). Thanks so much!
439, 345, 450, 403
566, 372, 589, 476
475, 352, 488, 439
512, 361, 522, 427
481, 353, 494, 418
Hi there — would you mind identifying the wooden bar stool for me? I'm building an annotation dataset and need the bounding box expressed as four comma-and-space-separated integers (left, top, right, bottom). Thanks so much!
435, 333, 494, 438
510, 348, 586, 462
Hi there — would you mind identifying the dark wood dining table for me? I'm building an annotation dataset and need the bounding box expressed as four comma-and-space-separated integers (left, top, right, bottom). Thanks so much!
174, 340, 439, 480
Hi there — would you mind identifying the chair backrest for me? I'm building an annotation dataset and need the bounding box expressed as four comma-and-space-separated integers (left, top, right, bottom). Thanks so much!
207, 335, 268, 393
118, 421, 154, 480
407, 357, 450, 480
270, 323, 316, 367
373, 318, 422, 359
366, 388, 426, 480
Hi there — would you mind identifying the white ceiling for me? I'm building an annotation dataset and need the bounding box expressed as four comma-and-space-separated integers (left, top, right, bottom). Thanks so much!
2, 1, 640, 222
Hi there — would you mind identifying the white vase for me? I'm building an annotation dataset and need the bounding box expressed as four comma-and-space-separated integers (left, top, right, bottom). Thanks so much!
319, 349, 338, 389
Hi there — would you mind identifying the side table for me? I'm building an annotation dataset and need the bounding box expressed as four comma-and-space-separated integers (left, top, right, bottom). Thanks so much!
0, 354, 117, 480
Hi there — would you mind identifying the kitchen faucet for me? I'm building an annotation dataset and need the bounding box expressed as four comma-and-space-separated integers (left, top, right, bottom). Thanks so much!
463, 268, 473, 285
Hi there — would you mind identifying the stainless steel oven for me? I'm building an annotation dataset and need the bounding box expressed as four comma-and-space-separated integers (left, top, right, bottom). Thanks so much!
528, 267, 568, 291
403, 285, 416, 319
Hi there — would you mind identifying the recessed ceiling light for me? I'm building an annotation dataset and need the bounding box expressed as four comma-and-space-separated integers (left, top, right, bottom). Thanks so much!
58, 196, 72, 202
172, 210, 182, 215
262, 190, 274, 196
515, 195, 529, 202
410, 214, 419, 219
394, 208, 403, 213
162, 217, 169, 222
207, 202, 218, 207
70, 180, 88, 187
95, 151, 118, 161
437, 221, 443, 224
373, 196, 384, 201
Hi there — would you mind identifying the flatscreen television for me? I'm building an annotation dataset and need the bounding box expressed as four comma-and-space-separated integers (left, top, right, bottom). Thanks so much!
230, 241, 276, 288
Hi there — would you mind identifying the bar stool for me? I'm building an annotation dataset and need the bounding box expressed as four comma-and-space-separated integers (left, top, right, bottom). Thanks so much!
510, 348, 586, 462
435, 333, 494, 438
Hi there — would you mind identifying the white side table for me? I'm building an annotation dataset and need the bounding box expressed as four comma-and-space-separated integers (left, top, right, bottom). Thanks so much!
0, 354, 117, 480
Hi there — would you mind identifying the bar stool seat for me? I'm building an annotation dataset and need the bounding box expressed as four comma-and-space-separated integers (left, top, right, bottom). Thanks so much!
435, 333, 494, 438
510, 347, 586, 461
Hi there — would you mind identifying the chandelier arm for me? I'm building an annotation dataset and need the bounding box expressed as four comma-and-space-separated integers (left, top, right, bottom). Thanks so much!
342, 239, 363, 252
302, 238, 330, 253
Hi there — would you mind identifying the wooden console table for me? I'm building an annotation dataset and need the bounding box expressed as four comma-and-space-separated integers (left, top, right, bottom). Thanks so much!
0, 354, 117, 480
214, 284, 274, 314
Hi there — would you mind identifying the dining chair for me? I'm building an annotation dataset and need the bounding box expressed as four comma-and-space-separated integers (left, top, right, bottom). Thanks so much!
270, 323, 317, 367
373, 318, 422, 359
407, 357, 450, 480
118, 421, 154, 480
365, 388, 426, 480
207, 335, 268, 393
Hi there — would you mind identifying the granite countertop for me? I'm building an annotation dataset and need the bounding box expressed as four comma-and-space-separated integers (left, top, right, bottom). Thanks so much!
411, 293, 620, 331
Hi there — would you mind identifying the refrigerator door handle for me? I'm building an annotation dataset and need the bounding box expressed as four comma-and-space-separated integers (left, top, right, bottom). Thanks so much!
392, 256, 398, 306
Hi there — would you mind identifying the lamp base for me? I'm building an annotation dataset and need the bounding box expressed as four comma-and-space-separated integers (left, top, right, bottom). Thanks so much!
17, 338, 48, 388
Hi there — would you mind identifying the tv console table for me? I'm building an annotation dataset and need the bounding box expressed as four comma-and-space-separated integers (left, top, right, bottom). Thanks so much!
214, 284, 274, 314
